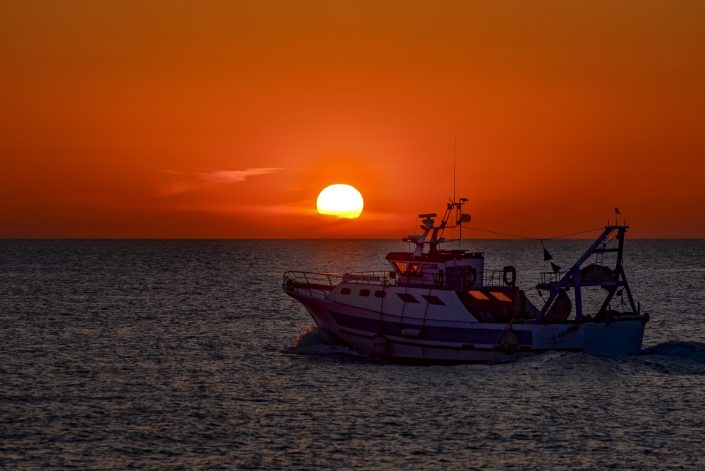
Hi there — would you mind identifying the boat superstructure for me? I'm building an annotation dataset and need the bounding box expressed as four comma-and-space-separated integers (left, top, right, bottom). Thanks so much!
284, 198, 648, 362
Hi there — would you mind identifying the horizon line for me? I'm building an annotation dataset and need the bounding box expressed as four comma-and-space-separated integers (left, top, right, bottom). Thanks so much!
1, 237, 704, 241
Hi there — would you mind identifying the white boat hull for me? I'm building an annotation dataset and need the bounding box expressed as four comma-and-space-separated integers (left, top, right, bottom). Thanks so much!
292, 292, 646, 363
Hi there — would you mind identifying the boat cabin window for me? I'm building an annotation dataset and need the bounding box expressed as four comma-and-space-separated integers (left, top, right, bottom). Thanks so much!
359, 289, 370, 297
374, 290, 386, 298
393, 261, 423, 275
468, 290, 490, 301
422, 295, 445, 305
393, 261, 407, 274
490, 291, 512, 302
397, 293, 419, 303
341, 287, 351, 295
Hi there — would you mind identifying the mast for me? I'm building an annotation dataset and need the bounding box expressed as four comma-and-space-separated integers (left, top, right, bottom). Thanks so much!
404, 197, 471, 256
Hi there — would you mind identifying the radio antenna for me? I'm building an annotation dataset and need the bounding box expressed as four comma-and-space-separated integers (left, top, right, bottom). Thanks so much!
454, 134, 461, 248
453, 133, 457, 203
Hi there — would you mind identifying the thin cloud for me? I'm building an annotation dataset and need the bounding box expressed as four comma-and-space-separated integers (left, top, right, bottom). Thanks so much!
157, 167, 284, 197
200, 168, 283, 184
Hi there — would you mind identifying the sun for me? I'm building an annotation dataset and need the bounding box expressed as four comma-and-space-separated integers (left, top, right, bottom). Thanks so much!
316, 184, 364, 219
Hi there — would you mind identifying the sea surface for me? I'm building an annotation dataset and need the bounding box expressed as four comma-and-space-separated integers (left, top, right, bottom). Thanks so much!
1, 239, 705, 469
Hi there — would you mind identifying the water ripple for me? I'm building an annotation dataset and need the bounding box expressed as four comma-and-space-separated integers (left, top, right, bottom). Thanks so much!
1, 240, 704, 469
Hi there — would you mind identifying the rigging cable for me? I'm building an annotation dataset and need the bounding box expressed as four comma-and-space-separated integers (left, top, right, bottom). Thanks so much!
461, 226, 604, 241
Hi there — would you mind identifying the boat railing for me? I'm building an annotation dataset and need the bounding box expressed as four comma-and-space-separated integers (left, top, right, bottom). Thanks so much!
482, 270, 511, 287
283, 271, 342, 298
538, 270, 617, 287
284, 268, 517, 294
395, 269, 516, 289
283, 270, 391, 298
341, 271, 390, 285
540, 271, 562, 284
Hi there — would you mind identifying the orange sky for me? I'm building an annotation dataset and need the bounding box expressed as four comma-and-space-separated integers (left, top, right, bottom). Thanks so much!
1, 1, 704, 238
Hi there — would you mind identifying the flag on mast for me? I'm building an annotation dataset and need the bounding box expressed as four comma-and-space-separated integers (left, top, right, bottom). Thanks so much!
543, 247, 553, 261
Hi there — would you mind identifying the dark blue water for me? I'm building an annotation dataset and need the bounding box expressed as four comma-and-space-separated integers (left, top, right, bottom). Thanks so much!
1, 240, 704, 469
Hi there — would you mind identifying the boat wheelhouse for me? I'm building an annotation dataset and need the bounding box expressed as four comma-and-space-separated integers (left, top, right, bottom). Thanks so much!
284, 198, 648, 363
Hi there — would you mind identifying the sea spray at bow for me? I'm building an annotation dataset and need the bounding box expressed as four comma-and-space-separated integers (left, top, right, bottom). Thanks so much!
288, 324, 367, 361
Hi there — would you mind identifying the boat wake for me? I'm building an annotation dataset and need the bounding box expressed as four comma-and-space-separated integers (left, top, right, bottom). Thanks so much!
642, 341, 705, 359
287, 331, 705, 371
288, 325, 369, 362
637, 341, 705, 374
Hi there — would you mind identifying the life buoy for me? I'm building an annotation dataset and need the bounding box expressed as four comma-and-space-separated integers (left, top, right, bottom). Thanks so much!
462, 268, 477, 290
503, 266, 516, 287
498, 329, 520, 354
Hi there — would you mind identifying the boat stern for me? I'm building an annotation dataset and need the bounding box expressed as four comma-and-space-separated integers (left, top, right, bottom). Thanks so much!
582, 317, 646, 356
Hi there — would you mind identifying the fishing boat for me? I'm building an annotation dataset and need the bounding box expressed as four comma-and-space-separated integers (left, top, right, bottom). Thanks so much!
283, 198, 648, 362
